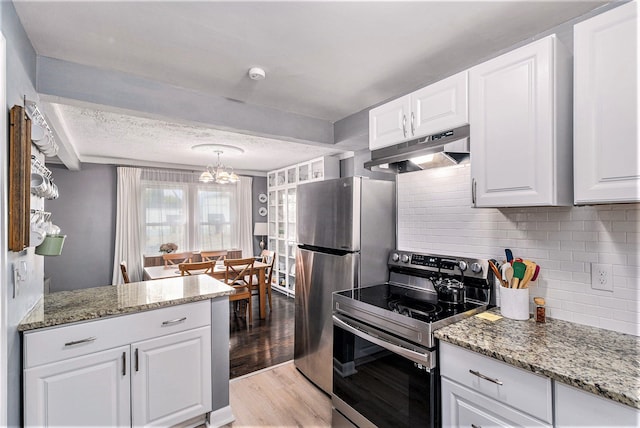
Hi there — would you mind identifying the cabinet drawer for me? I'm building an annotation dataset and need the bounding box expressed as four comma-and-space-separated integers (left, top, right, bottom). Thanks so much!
442, 378, 551, 428
440, 341, 552, 423
24, 300, 211, 368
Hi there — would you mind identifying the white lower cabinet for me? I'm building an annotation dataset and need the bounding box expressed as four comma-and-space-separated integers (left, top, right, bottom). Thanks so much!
24, 301, 215, 427
440, 342, 552, 427
24, 345, 131, 427
132, 327, 212, 427
555, 382, 640, 428
442, 378, 551, 428
441, 341, 640, 428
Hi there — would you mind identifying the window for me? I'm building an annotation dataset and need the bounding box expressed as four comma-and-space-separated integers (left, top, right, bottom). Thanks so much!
142, 180, 239, 254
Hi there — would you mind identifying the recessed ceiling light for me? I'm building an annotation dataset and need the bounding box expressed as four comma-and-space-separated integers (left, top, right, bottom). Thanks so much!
248, 67, 266, 80
191, 144, 245, 154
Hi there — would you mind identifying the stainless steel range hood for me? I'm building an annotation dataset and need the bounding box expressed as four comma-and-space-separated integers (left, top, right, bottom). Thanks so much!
364, 124, 470, 173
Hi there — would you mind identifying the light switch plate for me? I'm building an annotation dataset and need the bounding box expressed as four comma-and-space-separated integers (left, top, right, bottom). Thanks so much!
591, 263, 613, 292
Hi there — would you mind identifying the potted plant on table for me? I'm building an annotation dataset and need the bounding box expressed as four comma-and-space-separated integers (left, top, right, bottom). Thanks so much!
159, 242, 178, 254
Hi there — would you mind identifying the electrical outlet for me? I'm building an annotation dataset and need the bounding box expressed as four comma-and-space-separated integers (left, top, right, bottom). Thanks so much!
591, 263, 613, 292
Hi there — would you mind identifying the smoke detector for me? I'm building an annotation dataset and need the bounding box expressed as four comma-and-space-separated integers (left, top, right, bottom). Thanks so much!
248, 67, 266, 80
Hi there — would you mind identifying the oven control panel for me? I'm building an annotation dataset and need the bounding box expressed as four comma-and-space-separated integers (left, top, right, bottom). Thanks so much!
388, 250, 491, 282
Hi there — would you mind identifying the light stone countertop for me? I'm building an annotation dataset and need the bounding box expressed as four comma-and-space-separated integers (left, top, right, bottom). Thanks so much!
434, 307, 640, 409
19, 275, 233, 332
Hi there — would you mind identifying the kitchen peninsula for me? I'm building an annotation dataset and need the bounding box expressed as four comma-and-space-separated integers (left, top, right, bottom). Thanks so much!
18, 275, 234, 428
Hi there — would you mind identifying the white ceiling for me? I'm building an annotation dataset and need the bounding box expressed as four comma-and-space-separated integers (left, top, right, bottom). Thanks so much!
13, 0, 608, 173
49, 103, 339, 173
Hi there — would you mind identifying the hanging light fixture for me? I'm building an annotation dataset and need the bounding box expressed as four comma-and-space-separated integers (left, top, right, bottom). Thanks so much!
199, 150, 240, 184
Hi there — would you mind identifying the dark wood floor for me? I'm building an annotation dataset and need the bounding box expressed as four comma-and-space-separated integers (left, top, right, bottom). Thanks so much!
229, 291, 295, 379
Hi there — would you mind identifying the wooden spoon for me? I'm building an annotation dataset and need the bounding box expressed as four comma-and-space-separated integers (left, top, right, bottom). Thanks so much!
502, 264, 514, 287
520, 262, 536, 288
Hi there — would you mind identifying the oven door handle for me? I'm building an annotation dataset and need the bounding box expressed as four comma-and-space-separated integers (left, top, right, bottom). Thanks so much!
333, 314, 433, 368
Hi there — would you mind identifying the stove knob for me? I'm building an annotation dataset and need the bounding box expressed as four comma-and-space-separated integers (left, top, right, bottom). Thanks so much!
471, 262, 482, 273
391, 253, 400, 262
458, 261, 468, 271
401, 254, 410, 263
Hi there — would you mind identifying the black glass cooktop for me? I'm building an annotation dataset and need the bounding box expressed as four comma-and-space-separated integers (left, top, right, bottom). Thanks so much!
335, 283, 483, 323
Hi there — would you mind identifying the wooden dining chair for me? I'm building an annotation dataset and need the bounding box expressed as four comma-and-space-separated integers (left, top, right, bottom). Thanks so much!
252, 250, 275, 311
223, 257, 255, 324
178, 261, 214, 276
200, 250, 227, 263
162, 251, 193, 266
120, 261, 130, 284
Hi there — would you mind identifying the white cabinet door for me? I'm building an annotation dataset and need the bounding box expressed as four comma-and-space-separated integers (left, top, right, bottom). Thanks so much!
555, 382, 640, 427
24, 346, 130, 427
131, 327, 212, 427
369, 95, 411, 150
574, 2, 639, 204
442, 378, 551, 428
411, 71, 468, 138
470, 35, 572, 207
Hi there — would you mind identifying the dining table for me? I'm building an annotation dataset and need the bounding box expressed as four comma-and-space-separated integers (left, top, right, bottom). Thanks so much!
143, 260, 271, 320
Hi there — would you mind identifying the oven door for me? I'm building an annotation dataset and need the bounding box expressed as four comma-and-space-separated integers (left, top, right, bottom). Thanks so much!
332, 314, 439, 428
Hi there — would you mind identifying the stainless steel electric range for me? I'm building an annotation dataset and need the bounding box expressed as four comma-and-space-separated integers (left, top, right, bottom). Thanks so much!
332, 250, 495, 428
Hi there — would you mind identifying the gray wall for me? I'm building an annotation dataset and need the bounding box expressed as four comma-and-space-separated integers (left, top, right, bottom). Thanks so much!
251, 176, 268, 255
45, 164, 117, 292
0, 2, 41, 426
45, 166, 267, 291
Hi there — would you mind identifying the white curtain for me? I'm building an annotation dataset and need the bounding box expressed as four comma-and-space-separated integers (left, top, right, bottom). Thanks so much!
236, 176, 253, 257
112, 167, 143, 284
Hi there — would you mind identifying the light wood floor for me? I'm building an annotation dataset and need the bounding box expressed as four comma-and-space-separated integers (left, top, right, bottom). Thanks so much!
223, 360, 331, 427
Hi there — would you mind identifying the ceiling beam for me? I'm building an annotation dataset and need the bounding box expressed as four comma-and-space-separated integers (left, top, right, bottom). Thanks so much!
36, 56, 335, 147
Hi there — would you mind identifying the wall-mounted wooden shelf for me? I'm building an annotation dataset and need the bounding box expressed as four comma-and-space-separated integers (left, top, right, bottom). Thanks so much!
9, 105, 31, 251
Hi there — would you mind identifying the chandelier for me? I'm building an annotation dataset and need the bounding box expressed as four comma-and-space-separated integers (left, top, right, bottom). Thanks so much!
199, 151, 240, 184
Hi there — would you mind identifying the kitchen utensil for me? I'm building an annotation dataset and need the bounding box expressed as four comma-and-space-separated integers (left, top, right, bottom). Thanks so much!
531, 265, 541, 281
520, 262, 536, 288
502, 263, 514, 286
489, 259, 507, 287
511, 261, 526, 288
505, 249, 514, 263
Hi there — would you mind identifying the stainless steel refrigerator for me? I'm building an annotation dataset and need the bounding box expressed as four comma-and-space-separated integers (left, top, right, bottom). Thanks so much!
294, 176, 395, 394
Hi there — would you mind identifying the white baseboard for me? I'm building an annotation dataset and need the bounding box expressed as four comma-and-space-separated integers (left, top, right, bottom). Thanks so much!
207, 406, 235, 428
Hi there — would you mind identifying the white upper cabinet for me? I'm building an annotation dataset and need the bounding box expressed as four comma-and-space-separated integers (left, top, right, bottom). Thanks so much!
470, 35, 573, 207
369, 95, 412, 150
369, 71, 468, 150
574, 2, 639, 204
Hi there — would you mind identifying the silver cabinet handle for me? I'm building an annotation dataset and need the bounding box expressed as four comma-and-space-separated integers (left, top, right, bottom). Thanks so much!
469, 369, 503, 385
402, 115, 407, 138
162, 317, 187, 326
411, 112, 415, 136
471, 178, 477, 207
135, 348, 139, 372
122, 352, 126, 376
64, 337, 96, 347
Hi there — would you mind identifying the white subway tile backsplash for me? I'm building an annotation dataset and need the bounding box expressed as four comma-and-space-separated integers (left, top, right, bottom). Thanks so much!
397, 165, 640, 336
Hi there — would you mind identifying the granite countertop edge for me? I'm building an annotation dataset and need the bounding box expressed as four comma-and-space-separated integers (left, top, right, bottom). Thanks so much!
18, 291, 231, 332
18, 276, 234, 332
434, 309, 640, 410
